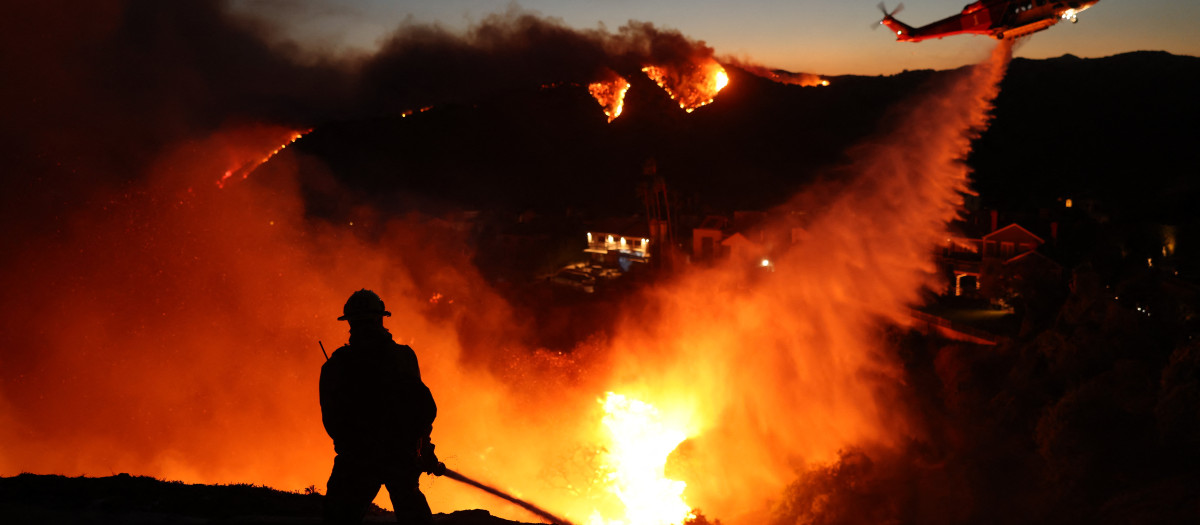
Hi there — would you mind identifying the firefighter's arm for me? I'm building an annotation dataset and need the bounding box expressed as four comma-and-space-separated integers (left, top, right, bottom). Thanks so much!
418, 438, 447, 476
318, 360, 344, 441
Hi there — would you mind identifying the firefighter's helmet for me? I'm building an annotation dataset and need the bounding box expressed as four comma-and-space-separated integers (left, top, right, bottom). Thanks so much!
337, 289, 392, 321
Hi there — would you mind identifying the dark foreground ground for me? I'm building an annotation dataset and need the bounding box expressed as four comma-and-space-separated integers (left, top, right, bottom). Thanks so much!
0, 473, 535, 525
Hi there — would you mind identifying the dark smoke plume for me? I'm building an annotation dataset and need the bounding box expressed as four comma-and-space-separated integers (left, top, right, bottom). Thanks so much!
360, 12, 723, 114
0, 0, 351, 245
0, 1, 724, 231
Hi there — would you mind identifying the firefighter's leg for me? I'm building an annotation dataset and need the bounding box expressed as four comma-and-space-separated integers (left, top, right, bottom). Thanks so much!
324, 454, 383, 524
386, 469, 431, 525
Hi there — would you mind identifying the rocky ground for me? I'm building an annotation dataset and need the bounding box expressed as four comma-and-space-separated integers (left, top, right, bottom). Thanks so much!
0, 473, 533, 525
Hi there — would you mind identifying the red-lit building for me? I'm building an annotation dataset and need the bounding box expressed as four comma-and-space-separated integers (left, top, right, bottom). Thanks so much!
940, 210, 1060, 297
690, 211, 805, 269
691, 211, 778, 264
692, 215, 729, 261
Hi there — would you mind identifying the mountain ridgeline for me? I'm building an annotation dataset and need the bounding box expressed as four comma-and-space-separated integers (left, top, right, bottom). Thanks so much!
291, 51, 1200, 221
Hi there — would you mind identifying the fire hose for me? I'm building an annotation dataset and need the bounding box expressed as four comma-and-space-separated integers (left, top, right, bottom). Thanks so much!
436, 467, 576, 525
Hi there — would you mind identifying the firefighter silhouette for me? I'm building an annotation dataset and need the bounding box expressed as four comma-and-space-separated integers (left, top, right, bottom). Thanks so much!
320, 289, 444, 524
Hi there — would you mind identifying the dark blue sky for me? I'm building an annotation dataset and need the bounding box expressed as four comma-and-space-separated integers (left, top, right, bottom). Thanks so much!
233, 0, 1199, 75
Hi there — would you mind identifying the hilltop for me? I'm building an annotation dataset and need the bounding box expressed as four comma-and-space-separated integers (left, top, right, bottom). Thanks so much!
287, 51, 1200, 222
0, 473, 535, 525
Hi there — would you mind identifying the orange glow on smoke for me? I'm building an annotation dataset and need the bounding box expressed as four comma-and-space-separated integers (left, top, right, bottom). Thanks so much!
588, 77, 631, 123
0, 41, 1013, 525
642, 60, 729, 113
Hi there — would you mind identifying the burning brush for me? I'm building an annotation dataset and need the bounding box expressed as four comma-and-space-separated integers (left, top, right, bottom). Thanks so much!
642, 60, 729, 113
589, 77, 631, 123
216, 128, 309, 188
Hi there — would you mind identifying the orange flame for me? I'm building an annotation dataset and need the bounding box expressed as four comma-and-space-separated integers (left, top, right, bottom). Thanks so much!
642, 60, 729, 113
588, 77, 631, 123
586, 393, 694, 525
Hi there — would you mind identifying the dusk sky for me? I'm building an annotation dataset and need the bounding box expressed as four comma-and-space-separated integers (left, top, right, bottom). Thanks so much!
232, 0, 1200, 76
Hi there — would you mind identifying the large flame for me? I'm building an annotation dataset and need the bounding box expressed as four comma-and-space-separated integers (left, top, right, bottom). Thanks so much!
642, 60, 729, 113
587, 393, 694, 525
588, 78, 631, 123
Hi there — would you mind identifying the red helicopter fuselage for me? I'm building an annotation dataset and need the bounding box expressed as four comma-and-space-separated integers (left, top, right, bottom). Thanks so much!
881, 0, 1100, 42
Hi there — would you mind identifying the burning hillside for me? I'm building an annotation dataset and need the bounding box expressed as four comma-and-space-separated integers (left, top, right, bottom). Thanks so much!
2, 18, 1012, 525
217, 128, 309, 188
361, 14, 736, 123
641, 61, 729, 113
588, 76, 631, 123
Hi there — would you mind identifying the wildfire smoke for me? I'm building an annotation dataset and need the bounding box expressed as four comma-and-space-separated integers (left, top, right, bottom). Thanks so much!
361, 14, 736, 120
0, 4, 751, 519
2, 2, 1020, 525
724, 57, 829, 87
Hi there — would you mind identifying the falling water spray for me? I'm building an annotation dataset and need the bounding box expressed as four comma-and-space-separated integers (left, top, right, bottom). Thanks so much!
592, 40, 1016, 522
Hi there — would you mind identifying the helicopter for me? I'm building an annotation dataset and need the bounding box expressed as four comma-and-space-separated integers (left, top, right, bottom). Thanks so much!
876, 0, 1100, 42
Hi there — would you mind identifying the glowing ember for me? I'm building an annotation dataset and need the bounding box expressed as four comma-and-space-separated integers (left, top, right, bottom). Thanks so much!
588, 393, 693, 525
642, 60, 729, 113
401, 106, 434, 118
216, 129, 308, 188
588, 77, 631, 123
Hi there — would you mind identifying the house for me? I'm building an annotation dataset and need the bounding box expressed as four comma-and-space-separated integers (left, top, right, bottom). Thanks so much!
940, 210, 1060, 297
691, 210, 803, 268
692, 215, 728, 261
981, 223, 1045, 260
584, 217, 653, 272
